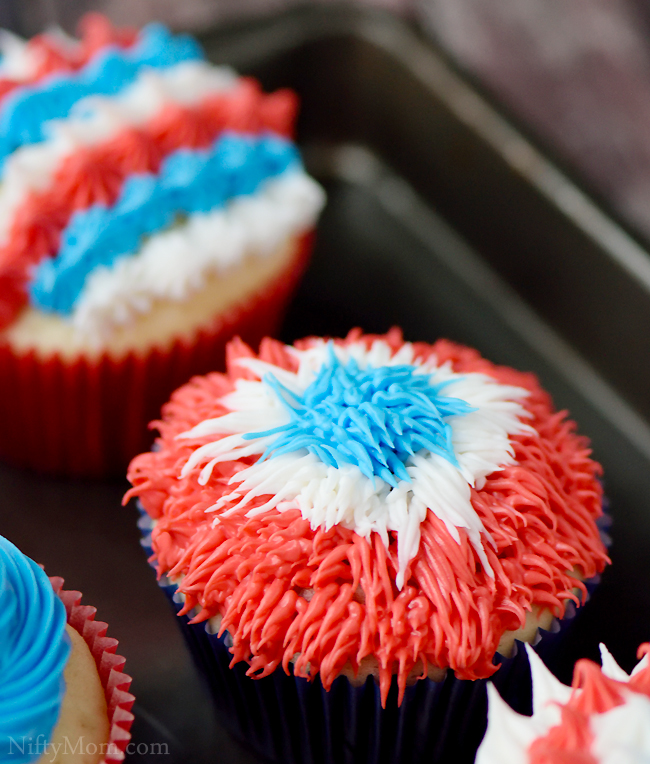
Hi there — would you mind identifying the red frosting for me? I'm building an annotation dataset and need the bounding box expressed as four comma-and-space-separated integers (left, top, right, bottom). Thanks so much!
125, 329, 609, 705
528, 644, 650, 763
0, 80, 297, 329
0, 15, 137, 105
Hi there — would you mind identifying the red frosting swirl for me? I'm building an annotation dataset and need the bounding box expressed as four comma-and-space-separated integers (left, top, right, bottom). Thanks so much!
0, 80, 297, 329
125, 330, 609, 705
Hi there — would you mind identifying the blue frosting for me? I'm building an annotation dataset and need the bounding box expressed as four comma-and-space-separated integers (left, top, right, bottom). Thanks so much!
245, 345, 476, 487
0, 536, 70, 764
28, 132, 300, 314
0, 23, 203, 168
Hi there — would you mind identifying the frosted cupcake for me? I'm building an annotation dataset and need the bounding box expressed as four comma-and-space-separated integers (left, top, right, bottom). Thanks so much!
0, 14, 324, 476
127, 329, 609, 763
478, 642, 650, 762
0, 534, 133, 763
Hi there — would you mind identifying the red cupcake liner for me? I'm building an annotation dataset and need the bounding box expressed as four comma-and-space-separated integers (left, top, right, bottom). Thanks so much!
0, 232, 313, 477
49, 576, 135, 764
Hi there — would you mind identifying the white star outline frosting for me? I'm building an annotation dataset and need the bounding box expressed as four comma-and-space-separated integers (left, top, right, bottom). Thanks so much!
178, 338, 533, 589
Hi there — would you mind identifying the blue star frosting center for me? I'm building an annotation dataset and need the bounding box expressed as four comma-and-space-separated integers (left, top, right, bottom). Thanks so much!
243, 345, 476, 487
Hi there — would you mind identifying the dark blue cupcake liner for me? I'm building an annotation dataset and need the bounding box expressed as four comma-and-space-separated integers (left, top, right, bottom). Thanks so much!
138, 508, 608, 764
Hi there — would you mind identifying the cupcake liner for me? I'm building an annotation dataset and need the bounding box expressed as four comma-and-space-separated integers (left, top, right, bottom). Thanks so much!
138, 508, 606, 764
0, 232, 313, 477
49, 576, 135, 764
161, 583, 533, 764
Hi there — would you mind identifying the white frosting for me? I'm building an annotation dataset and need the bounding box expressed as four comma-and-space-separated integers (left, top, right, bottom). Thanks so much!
0, 60, 238, 241
600, 643, 633, 682
528, 644, 574, 718
71, 168, 325, 340
477, 643, 650, 764
178, 338, 532, 589
0, 30, 39, 80
591, 693, 650, 764
477, 683, 546, 762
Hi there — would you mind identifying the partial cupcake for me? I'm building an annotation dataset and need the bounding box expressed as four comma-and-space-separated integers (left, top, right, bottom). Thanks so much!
0, 14, 325, 476
0, 534, 133, 763
126, 329, 609, 763
477, 642, 650, 762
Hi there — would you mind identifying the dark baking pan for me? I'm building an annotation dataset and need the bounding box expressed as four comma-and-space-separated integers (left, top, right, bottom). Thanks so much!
2, 5, 650, 763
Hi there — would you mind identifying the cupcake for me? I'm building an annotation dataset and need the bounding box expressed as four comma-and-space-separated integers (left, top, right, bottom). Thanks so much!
0, 534, 134, 763
477, 642, 650, 762
0, 14, 325, 476
126, 328, 609, 763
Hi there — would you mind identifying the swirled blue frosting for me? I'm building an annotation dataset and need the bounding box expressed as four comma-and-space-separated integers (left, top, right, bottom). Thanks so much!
0, 536, 70, 764
28, 132, 300, 315
245, 344, 476, 487
0, 23, 202, 168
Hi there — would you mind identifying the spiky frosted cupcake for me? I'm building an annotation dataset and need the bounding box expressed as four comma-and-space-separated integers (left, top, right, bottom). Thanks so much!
478, 643, 650, 763
127, 329, 609, 763
0, 534, 133, 763
0, 14, 324, 475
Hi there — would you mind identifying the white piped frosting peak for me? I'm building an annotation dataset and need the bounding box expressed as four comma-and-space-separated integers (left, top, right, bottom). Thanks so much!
477, 643, 650, 764
0, 29, 38, 79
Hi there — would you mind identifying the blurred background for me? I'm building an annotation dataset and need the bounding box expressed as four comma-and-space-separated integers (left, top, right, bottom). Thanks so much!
6, 0, 650, 245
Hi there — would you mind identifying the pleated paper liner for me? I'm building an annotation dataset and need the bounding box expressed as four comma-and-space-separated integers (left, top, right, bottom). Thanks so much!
0, 232, 313, 477
138, 510, 606, 764
49, 577, 135, 763
159, 584, 565, 764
